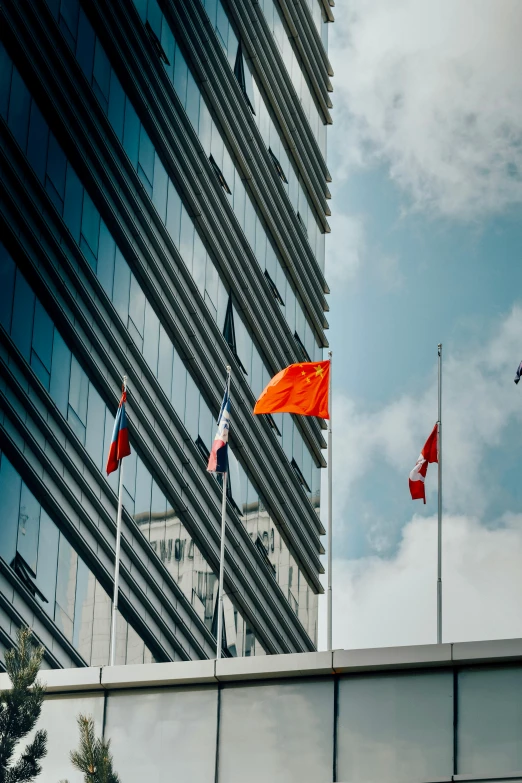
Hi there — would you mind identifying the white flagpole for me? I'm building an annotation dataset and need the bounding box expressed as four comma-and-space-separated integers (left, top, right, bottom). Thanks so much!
109, 375, 127, 667
437, 345, 443, 644
327, 350, 333, 651
216, 366, 231, 660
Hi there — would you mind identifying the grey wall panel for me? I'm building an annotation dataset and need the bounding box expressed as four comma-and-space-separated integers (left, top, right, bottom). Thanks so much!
337, 671, 454, 782
218, 678, 334, 782
28, 693, 105, 783
106, 685, 218, 783
458, 667, 522, 777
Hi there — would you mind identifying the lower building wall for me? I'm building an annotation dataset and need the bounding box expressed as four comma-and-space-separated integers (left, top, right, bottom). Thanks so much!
6, 648, 522, 782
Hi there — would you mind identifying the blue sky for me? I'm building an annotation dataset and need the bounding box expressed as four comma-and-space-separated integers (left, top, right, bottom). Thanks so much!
319, 0, 522, 649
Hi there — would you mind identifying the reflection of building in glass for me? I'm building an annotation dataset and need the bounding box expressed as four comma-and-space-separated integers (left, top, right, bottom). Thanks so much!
0, 0, 332, 668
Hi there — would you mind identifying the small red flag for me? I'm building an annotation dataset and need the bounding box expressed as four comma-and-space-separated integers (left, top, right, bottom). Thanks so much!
253, 360, 330, 419
409, 423, 438, 504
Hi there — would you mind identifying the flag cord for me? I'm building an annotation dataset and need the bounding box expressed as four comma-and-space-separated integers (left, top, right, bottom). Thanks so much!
216, 367, 231, 660
437, 345, 443, 645
109, 375, 127, 667
327, 350, 333, 651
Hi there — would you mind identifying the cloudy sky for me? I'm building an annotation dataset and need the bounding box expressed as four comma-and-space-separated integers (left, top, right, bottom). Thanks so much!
318, 0, 522, 650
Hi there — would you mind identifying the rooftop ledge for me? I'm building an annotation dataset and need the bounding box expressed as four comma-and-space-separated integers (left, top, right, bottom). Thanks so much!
2, 638, 522, 693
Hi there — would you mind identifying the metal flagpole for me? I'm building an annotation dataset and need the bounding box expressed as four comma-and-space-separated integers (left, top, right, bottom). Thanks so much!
109, 376, 127, 667
437, 345, 443, 645
327, 350, 333, 651
216, 366, 231, 660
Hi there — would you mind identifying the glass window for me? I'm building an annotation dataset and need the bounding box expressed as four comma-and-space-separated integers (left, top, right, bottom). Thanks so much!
192, 232, 206, 295
11, 269, 35, 361
179, 206, 194, 273
0, 42, 13, 121
184, 372, 199, 440
85, 382, 106, 469
35, 509, 59, 613
26, 102, 50, 185
0, 244, 15, 332
134, 456, 152, 537
108, 69, 125, 143
0, 454, 21, 566
112, 247, 131, 324
63, 164, 84, 243
46, 133, 67, 200
173, 46, 188, 105
166, 179, 182, 247
32, 299, 54, 373
68, 355, 89, 425
75, 10, 95, 81
129, 273, 146, 337
97, 220, 116, 299
171, 348, 187, 419
143, 300, 160, 377
55, 532, 78, 631
49, 329, 72, 417
73, 558, 94, 654
152, 156, 169, 224
17, 483, 41, 575
157, 325, 174, 399
123, 100, 140, 171
59, 0, 80, 41
185, 71, 200, 130
81, 191, 101, 261
138, 125, 155, 188
93, 37, 111, 104
7, 68, 31, 150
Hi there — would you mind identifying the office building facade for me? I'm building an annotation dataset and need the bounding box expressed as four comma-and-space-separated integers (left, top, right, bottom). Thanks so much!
0, 0, 332, 667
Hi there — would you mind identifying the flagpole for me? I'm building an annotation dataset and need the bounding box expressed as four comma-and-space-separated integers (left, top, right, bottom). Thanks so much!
109, 375, 127, 667
437, 345, 442, 645
216, 366, 231, 660
327, 350, 333, 651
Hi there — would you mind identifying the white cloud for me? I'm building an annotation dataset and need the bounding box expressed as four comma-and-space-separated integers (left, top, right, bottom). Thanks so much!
320, 305, 522, 648
319, 513, 522, 650
330, 0, 522, 219
326, 212, 365, 286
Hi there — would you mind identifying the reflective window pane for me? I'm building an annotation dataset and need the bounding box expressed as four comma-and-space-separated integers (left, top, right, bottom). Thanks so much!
11, 269, 35, 361
17, 483, 41, 574
0, 454, 21, 566
50, 329, 72, 417
7, 68, 31, 150
0, 244, 16, 332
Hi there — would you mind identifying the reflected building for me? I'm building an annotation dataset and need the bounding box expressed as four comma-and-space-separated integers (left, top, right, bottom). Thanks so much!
0, 0, 332, 668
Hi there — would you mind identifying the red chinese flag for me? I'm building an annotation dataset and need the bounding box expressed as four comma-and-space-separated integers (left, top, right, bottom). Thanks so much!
409, 423, 438, 504
253, 360, 330, 419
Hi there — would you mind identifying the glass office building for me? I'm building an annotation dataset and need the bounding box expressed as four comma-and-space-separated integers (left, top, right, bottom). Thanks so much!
0, 0, 332, 667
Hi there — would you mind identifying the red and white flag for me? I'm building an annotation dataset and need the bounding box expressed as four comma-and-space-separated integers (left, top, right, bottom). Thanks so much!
409, 423, 438, 504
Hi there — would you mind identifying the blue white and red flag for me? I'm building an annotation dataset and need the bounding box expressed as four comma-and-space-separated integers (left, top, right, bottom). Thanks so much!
106, 390, 131, 475
207, 386, 230, 474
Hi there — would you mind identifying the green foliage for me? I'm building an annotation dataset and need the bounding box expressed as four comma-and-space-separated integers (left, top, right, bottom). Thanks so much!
63, 715, 120, 783
0, 627, 47, 783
